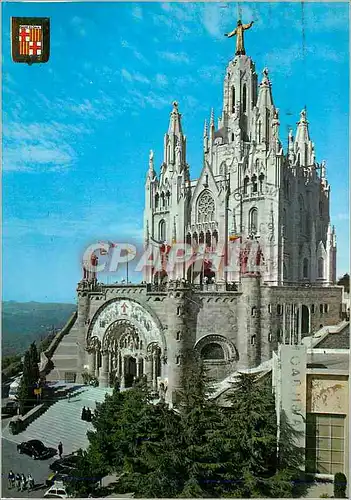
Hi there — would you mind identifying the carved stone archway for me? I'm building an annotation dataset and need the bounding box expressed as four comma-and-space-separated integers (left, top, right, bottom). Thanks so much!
86, 299, 165, 389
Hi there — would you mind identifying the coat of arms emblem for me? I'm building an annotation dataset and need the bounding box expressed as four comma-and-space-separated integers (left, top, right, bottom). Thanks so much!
11, 17, 50, 63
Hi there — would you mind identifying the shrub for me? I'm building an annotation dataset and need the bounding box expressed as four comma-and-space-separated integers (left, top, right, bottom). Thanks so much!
334, 472, 347, 498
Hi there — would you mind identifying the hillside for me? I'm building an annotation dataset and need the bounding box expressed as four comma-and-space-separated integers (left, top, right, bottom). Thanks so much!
2, 301, 76, 356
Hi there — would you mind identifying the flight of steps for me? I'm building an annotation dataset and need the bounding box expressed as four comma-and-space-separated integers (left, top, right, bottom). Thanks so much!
3, 385, 113, 454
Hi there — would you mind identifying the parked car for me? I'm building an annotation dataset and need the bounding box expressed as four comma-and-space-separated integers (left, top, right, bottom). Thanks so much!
49, 454, 80, 473
1, 400, 19, 416
17, 439, 52, 459
44, 481, 68, 498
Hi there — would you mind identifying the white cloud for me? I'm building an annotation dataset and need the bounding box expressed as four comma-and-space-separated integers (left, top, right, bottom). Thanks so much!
3, 121, 87, 172
156, 73, 168, 86
122, 88, 171, 110
334, 213, 350, 221
198, 65, 224, 83
120, 39, 149, 65
157, 51, 190, 64
121, 69, 150, 84
132, 6, 143, 20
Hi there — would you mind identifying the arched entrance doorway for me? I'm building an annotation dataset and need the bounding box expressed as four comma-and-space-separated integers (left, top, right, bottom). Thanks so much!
87, 299, 165, 391
124, 356, 137, 388
301, 305, 310, 335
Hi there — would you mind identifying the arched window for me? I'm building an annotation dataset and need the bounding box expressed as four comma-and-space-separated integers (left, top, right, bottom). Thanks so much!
252, 174, 258, 193
161, 192, 165, 207
318, 257, 324, 279
243, 176, 249, 194
166, 191, 170, 207
303, 258, 309, 279
249, 208, 258, 234
201, 343, 225, 360
155, 193, 159, 209
283, 262, 288, 281
231, 86, 235, 113
205, 231, 211, 249
197, 190, 215, 223
159, 219, 166, 241
243, 84, 247, 113
255, 158, 259, 171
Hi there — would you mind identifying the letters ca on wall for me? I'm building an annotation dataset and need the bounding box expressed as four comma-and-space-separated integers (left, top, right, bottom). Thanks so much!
310, 377, 348, 414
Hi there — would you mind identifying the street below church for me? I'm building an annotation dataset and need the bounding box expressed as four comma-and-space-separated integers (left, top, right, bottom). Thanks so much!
2, 414, 57, 498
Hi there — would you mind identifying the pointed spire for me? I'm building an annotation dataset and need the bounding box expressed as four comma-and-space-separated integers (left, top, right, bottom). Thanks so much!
295, 108, 310, 144
203, 118, 208, 137
261, 67, 270, 86
288, 128, 295, 162
168, 101, 183, 136
320, 160, 326, 180
148, 149, 156, 179
257, 67, 273, 108
164, 101, 186, 168
203, 119, 209, 154
210, 108, 215, 128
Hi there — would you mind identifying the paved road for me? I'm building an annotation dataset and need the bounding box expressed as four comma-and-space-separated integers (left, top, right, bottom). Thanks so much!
2, 421, 59, 498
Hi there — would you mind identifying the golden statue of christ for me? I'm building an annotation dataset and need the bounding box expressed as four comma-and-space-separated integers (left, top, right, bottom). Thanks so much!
225, 19, 254, 56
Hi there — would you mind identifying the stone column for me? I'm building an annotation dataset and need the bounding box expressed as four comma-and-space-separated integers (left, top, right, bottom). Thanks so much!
145, 356, 152, 386
136, 358, 140, 378
86, 351, 95, 375
298, 304, 302, 344
94, 350, 100, 378
120, 356, 125, 390
99, 351, 109, 387
108, 352, 113, 373
289, 305, 293, 345
116, 352, 120, 379
152, 352, 158, 391
282, 304, 286, 344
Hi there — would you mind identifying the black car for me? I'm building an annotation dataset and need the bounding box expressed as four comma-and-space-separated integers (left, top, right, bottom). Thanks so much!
49, 454, 80, 473
17, 439, 52, 459
2, 401, 19, 417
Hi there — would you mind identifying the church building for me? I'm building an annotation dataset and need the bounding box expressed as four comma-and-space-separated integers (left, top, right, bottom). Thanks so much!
41, 24, 342, 409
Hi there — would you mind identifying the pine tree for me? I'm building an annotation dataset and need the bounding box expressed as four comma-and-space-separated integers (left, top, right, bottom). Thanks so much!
223, 372, 302, 498
16, 351, 33, 414
176, 349, 235, 498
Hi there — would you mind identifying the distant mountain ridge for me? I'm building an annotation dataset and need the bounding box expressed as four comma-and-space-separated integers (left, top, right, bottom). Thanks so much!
2, 301, 76, 356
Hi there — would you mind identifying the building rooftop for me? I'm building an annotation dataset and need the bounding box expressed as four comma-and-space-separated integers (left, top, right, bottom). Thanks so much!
315, 323, 350, 350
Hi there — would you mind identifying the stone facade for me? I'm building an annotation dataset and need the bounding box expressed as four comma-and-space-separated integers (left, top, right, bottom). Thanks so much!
44, 46, 343, 407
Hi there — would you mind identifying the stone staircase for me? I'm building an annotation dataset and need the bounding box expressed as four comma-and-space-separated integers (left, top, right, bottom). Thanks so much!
3, 385, 113, 455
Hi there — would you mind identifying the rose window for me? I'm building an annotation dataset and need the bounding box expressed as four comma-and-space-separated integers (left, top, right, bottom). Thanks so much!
197, 191, 215, 223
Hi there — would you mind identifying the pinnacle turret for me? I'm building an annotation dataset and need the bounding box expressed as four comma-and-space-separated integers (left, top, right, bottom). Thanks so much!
163, 101, 187, 169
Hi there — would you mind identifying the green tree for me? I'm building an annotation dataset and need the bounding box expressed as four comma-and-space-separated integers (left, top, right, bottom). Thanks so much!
15, 344, 40, 414
176, 350, 237, 498
69, 355, 305, 498
337, 273, 350, 293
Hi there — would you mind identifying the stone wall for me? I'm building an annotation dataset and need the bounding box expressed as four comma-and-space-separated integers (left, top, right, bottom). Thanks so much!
45, 282, 344, 393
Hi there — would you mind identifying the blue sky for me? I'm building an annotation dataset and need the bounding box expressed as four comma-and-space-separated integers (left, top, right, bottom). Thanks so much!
2, 1, 349, 303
